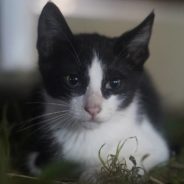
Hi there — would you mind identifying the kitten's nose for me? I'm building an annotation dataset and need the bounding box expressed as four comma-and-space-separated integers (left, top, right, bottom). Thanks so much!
84, 105, 101, 117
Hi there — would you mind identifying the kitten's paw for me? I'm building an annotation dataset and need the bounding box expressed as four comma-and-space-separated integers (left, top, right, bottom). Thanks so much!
27, 152, 41, 175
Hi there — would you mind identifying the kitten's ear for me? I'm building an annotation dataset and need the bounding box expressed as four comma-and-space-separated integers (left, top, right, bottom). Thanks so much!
37, 2, 73, 57
115, 12, 155, 68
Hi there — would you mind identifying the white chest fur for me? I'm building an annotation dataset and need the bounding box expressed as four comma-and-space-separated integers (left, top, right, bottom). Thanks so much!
53, 99, 169, 171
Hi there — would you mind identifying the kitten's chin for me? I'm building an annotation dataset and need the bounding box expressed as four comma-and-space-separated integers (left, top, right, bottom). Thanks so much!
81, 121, 100, 129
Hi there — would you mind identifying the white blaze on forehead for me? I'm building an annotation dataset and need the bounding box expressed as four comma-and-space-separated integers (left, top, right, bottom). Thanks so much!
85, 54, 103, 110
88, 54, 103, 92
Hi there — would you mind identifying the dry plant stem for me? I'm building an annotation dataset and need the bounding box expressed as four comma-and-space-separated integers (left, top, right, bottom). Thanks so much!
98, 136, 138, 173
7, 173, 77, 184
149, 176, 165, 184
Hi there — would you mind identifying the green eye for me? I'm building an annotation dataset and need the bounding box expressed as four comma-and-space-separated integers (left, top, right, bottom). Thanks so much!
65, 74, 80, 88
106, 79, 121, 90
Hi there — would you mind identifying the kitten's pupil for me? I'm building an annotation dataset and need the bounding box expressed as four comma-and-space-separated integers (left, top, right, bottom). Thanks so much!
65, 74, 80, 88
106, 79, 121, 90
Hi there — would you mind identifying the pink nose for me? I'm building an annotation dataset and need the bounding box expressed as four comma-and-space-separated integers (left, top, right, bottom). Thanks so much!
84, 105, 101, 117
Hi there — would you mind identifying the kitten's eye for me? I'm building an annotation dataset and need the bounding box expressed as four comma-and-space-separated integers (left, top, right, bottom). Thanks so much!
106, 79, 121, 90
65, 74, 80, 88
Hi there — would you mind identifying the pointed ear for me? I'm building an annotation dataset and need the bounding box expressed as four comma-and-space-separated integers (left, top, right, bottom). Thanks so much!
37, 2, 73, 57
114, 12, 155, 68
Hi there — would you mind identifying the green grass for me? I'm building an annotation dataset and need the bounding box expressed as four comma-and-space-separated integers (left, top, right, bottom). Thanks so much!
97, 139, 148, 184
0, 106, 184, 184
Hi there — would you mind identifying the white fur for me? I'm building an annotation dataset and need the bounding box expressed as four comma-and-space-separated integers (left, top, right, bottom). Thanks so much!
88, 55, 103, 92
54, 98, 169, 173
27, 152, 41, 175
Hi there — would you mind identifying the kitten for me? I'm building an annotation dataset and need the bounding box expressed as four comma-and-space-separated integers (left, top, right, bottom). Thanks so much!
22, 2, 169, 181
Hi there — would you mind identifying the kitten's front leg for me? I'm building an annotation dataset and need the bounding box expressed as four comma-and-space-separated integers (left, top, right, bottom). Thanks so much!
26, 152, 42, 175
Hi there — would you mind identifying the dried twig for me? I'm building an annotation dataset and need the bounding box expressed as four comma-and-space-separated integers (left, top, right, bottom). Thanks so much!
7, 173, 77, 184
149, 176, 165, 184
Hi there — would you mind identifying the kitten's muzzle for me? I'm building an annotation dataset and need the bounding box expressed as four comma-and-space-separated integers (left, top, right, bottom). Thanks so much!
84, 105, 102, 118
84, 90, 103, 119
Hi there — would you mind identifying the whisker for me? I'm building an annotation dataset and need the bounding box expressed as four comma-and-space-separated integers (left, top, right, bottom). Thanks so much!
17, 110, 70, 131
17, 113, 65, 132
23, 111, 68, 123
28, 114, 66, 135
26, 101, 70, 107
18, 111, 73, 134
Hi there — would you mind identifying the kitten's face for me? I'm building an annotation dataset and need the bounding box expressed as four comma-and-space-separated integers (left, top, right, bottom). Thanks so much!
37, 3, 154, 127
66, 49, 125, 123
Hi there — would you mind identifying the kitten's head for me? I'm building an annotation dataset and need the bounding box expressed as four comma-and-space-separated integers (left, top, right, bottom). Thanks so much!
37, 2, 154, 128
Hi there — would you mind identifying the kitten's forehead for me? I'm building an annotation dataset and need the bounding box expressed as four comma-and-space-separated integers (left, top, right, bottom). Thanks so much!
88, 53, 103, 92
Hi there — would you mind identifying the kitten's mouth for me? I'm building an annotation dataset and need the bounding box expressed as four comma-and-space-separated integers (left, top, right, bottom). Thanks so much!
88, 116, 104, 124
90, 116, 97, 121
80, 116, 103, 125
80, 119, 102, 129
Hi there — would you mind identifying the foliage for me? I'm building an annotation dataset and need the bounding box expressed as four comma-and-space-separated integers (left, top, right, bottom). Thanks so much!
97, 138, 148, 184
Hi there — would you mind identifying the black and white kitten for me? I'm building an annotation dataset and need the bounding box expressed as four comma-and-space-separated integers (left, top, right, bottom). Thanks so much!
25, 2, 169, 181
